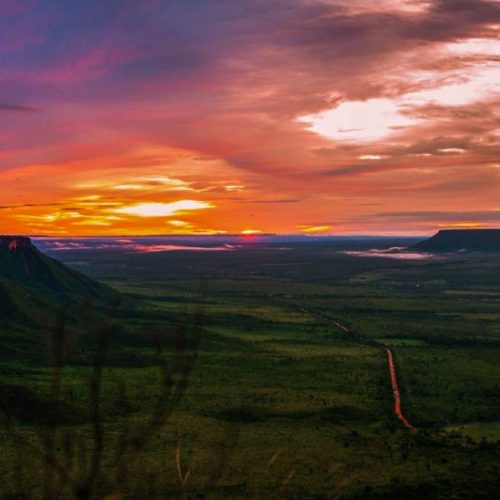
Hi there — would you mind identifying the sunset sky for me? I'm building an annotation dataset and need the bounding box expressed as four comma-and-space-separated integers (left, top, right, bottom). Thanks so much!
1, 0, 499, 236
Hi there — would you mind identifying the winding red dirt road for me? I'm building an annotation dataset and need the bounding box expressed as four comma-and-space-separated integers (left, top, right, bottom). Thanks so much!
327, 319, 416, 431
385, 347, 416, 431
301, 307, 416, 431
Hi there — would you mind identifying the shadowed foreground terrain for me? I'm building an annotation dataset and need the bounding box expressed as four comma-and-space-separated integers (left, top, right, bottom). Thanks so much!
1, 235, 499, 499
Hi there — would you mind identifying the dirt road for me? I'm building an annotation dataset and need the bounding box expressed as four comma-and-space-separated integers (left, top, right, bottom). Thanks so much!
301, 307, 416, 430
385, 347, 416, 431
325, 317, 416, 430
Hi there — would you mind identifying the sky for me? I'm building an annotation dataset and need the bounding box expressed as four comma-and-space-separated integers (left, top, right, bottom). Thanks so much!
1, 0, 499, 236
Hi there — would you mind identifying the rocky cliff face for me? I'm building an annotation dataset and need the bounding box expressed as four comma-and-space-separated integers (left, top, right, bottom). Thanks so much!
0, 236, 33, 252
0, 236, 39, 276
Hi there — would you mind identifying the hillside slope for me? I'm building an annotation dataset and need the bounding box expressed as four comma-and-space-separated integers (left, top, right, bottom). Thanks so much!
0, 236, 121, 359
414, 229, 500, 253
0, 236, 117, 301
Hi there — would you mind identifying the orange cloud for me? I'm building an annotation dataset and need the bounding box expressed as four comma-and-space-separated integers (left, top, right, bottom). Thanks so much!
297, 225, 333, 233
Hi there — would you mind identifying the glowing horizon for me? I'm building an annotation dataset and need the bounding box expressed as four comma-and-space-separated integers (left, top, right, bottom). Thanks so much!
1, 1, 499, 236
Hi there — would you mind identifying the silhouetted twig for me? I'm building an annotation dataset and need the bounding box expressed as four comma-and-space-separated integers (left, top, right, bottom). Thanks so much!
0, 289, 205, 499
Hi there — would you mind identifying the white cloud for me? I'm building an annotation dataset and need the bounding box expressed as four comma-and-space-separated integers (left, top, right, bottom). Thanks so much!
359, 154, 386, 160
298, 35, 500, 143
299, 98, 419, 142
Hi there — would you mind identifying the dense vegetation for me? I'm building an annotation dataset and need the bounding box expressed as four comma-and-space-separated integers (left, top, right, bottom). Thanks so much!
0, 237, 499, 498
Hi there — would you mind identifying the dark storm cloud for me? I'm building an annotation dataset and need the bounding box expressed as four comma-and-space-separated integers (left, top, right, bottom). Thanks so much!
0, 102, 36, 112
231, 198, 301, 204
0, 202, 62, 210
318, 164, 378, 176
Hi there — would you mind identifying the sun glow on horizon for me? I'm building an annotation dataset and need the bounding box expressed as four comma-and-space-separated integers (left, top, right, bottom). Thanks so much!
240, 229, 262, 236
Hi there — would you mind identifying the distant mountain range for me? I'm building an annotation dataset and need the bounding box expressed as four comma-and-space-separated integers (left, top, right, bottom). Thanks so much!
414, 229, 500, 253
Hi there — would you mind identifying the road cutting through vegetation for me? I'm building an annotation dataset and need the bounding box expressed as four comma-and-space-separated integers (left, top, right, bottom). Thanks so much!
302, 307, 416, 431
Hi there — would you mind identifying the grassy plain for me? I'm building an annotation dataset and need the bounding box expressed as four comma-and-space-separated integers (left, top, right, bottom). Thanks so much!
1, 238, 499, 498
